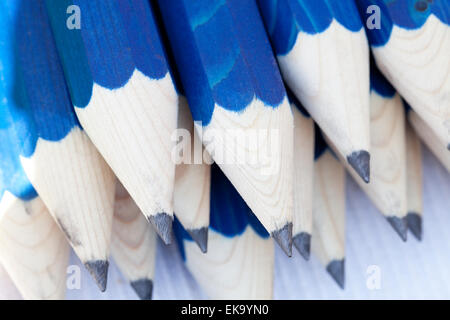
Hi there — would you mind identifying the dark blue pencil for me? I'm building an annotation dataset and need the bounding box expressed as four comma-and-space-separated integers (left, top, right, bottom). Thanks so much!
6, 0, 117, 291
45, 0, 179, 244
356, 0, 449, 150
258, 0, 371, 183
157, 0, 294, 256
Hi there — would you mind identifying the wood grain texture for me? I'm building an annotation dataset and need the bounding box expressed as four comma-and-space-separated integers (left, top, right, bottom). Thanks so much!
199, 98, 294, 234
0, 197, 69, 300
372, 15, 450, 148
173, 97, 211, 231
111, 180, 156, 298
279, 21, 370, 163
292, 105, 314, 239
345, 91, 407, 219
311, 151, 346, 268
409, 109, 450, 172
183, 227, 274, 300
21, 128, 116, 265
405, 121, 423, 218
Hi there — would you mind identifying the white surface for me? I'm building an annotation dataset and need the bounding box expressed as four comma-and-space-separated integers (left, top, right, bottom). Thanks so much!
2, 148, 449, 299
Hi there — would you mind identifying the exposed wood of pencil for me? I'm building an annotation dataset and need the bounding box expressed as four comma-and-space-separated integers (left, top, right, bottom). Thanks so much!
342, 91, 408, 240
292, 105, 314, 260
409, 110, 450, 172
21, 128, 116, 290
157, 0, 294, 255
45, 0, 179, 244
183, 228, 274, 299
173, 96, 211, 253
278, 20, 371, 183
0, 197, 69, 300
312, 151, 346, 289
405, 121, 423, 241
372, 15, 449, 149
111, 180, 156, 300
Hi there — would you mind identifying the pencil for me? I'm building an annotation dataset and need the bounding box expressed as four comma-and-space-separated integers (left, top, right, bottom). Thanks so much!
405, 120, 423, 241
173, 96, 211, 253
111, 180, 156, 300
340, 62, 408, 241
0, 196, 69, 300
289, 90, 315, 260
356, 0, 450, 150
45, 0, 179, 244
174, 164, 274, 299
311, 128, 346, 289
408, 108, 450, 172
9, 0, 116, 291
258, 0, 371, 183
157, 0, 294, 256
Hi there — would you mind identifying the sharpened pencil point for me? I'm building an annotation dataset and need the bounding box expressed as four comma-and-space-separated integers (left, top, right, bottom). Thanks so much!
326, 259, 345, 289
293, 232, 311, 261
387, 216, 408, 242
131, 279, 153, 300
148, 213, 173, 245
272, 223, 293, 257
406, 212, 422, 241
187, 227, 208, 253
85, 260, 109, 292
347, 150, 370, 183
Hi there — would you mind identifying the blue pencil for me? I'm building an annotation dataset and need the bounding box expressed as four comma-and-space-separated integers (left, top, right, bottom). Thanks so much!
45, 0, 179, 244
258, 0, 371, 183
6, 0, 117, 291
0, 3, 69, 298
157, 0, 295, 256
356, 0, 449, 150
311, 126, 346, 289
174, 164, 274, 299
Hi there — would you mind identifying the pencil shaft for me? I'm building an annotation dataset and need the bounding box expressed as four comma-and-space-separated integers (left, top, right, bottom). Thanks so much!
158, 0, 294, 251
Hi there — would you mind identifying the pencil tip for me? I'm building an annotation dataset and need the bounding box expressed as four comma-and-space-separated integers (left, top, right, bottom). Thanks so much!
347, 150, 370, 183
272, 223, 293, 257
406, 212, 422, 241
148, 212, 173, 245
293, 232, 311, 261
387, 216, 408, 242
131, 279, 153, 300
187, 227, 208, 253
85, 260, 109, 292
326, 259, 345, 289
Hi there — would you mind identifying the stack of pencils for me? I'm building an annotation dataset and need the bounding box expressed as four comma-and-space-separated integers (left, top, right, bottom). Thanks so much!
0, 0, 448, 300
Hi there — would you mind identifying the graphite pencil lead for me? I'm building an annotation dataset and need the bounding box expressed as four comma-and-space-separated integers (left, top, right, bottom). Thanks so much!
130, 279, 153, 300
387, 217, 408, 242
85, 260, 109, 292
406, 213, 422, 241
187, 227, 208, 253
326, 259, 345, 290
272, 223, 293, 257
293, 232, 311, 261
148, 213, 173, 245
347, 150, 371, 183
